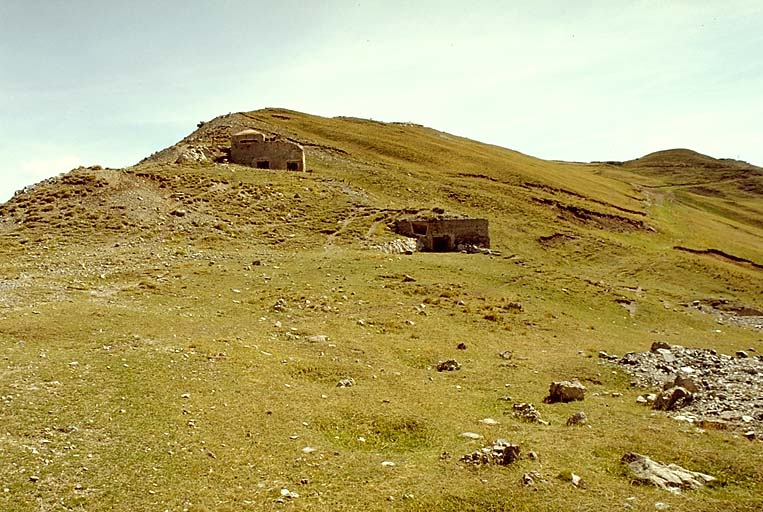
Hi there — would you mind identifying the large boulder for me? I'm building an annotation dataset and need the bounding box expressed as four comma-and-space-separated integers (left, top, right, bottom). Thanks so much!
545, 380, 586, 403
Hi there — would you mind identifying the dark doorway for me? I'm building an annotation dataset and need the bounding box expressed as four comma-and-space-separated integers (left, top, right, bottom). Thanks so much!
432, 236, 452, 252
287, 161, 299, 171
256, 160, 270, 169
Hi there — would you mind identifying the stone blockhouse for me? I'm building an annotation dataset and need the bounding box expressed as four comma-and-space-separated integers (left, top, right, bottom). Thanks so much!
230, 129, 305, 171
393, 217, 490, 251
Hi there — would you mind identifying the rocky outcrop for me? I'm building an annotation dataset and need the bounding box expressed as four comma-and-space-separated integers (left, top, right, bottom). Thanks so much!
174, 145, 210, 164
621, 452, 716, 493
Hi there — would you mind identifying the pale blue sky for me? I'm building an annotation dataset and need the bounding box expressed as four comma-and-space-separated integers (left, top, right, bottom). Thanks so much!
1, 0, 762, 201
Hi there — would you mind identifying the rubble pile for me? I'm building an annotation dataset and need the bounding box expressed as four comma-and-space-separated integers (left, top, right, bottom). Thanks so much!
616, 342, 763, 429
460, 439, 521, 466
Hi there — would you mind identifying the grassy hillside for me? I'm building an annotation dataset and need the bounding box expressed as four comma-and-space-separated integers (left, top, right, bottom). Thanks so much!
0, 109, 761, 511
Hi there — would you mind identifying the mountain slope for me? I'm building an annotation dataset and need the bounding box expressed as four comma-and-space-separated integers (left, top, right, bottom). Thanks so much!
0, 109, 761, 511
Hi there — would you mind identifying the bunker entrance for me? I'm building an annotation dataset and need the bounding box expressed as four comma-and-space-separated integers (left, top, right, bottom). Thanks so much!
287, 161, 299, 171
256, 160, 270, 169
432, 236, 452, 252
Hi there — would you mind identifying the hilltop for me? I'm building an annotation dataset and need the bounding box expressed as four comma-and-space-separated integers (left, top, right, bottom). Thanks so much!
0, 109, 761, 511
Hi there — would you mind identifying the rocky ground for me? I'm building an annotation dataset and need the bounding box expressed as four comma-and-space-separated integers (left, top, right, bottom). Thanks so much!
609, 342, 763, 434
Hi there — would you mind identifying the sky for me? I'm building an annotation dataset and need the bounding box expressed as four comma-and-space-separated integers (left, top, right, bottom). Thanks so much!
1, 0, 762, 202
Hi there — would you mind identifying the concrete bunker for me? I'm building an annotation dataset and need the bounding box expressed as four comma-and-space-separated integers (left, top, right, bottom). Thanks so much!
230, 129, 305, 171
391, 213, 490, 252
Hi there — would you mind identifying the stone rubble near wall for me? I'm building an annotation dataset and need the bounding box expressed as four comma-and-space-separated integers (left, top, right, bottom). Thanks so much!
616, 342, 763, 429
456, 243, 501, 255
621, 452, 716, 494
369, 238, 417, 254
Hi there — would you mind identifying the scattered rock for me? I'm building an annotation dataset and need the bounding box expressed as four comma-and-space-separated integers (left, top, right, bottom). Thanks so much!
558, 470, 582, 487
479, 418, 499, 425
566, 411, 588, 426
522, 471, 541, 486
460, 439, 521, 466
545, 380, 586, 403
306, 335, 328, 343
336, 377, 356, 388
402, 274, 416, 282
457, 343, 467, 350
436, 359, 461, 372
598, 351, 619, 361
621, 452, 716, 493
272, 298, 287, 312
498, 350, 513, 360
280, 488, 299, 499
460, 432, 483, 440
653, 387, 693, 411
381, 461, 396, 467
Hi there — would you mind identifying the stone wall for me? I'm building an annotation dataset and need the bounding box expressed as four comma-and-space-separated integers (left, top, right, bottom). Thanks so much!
393, 218, 490, 251
230, 130, 305, 171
